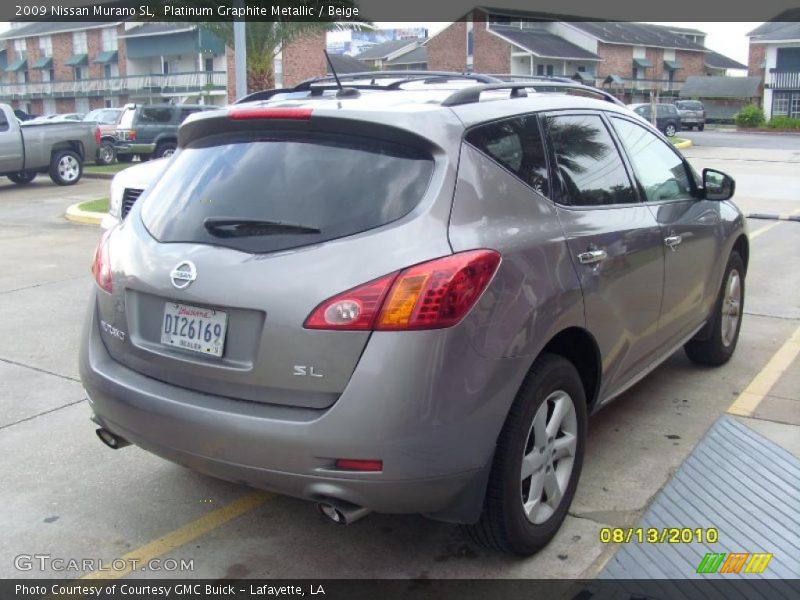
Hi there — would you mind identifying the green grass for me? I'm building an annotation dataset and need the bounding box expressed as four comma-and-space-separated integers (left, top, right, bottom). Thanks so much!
78, 197, 109, 213
84, 162, 132, 175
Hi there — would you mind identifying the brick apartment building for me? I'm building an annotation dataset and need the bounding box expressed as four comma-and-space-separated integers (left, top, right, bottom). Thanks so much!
426, 8, 744, 102
0, 22, 327, 116
747, 22, 800, 119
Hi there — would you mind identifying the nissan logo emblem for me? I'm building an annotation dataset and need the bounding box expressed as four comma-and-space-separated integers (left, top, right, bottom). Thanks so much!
170, 261, 197, 290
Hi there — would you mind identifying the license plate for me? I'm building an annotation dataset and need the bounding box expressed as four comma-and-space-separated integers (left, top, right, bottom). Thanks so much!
161, 302, 228, 357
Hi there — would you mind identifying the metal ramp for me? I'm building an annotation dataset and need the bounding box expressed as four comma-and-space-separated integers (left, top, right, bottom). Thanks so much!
599, 416, 799, 588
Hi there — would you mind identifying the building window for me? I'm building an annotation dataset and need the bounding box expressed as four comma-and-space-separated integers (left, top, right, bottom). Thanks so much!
537, 64, 544, 76
466, 19, 474, 68
104, 98, 116, 108
19, 70, 27, 84
14, 39, 26, 60
75, 97, 90, 113
793, 95, 800, 118
546, 65, 554, 76
74, 66, 83, 80
39, 35, 52, 57
102, 27, 117, 52
162, 61, 170, 75
773, 92, 790, 116
204, 57, 214, 72
72, 31, 88, 54
104, 63, 118, 78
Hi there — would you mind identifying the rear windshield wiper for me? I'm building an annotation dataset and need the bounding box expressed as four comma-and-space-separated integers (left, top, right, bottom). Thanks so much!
203, 217, 321, 238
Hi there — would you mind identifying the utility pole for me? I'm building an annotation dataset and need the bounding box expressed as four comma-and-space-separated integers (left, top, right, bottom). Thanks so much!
233, 0, 247, 100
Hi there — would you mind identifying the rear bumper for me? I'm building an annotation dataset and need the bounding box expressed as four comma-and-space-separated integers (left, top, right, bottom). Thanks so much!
80, 298, 528, 519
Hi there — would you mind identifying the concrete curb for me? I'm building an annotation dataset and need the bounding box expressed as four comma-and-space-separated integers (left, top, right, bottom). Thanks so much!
65, 203, 103, 226
672, 138, 693, 149
747, 213, 800, 222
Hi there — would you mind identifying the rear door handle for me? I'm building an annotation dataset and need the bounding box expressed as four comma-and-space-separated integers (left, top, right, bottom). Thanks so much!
577, 249, 608, 265
664, 235, 683, 250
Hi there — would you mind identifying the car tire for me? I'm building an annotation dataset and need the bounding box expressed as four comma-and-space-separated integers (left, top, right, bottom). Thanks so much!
49, 150, 82, 186
154, 142, 177, 159
698, 124, 705, 131
8, 171, 37, 185
685, 251, 745, 366
116, 154, 134, 164
665, 123, 677, 137
95, 141, 116, 166
464, 353, 587, 556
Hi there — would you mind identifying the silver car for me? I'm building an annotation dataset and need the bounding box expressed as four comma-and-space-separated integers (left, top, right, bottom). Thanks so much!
80, 74, 747, 555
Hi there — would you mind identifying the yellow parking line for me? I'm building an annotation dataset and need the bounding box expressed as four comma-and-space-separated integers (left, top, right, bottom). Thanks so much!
80, 490, 272, 580
749, 222, 782, 240
728, 325, 800, 417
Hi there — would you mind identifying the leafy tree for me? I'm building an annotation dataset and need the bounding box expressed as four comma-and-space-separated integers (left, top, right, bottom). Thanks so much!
202, 1, 369, 92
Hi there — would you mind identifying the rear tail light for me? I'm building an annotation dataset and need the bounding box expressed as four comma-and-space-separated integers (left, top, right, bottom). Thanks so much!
128, 129, 136, 141
334, 459, 383, 472
228, 106, 313, 120
304, 250, 501, 331
91, 228, 114, 293
94, 126, 101, 145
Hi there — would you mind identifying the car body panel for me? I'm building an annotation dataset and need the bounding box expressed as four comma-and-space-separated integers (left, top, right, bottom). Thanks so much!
80, 85, 748, 522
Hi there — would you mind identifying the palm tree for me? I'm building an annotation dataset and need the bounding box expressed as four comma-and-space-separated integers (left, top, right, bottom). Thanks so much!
202, 2, 370, 92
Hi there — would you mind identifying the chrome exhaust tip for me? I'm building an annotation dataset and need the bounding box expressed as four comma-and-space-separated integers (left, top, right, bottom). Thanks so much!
95, 427, 131, 450
316, 500, 371, 525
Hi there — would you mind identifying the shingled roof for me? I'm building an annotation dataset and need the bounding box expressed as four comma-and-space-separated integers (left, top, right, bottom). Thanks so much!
679, 76, 761, 99
490, 26, 601, 60
705, 51, 748, 71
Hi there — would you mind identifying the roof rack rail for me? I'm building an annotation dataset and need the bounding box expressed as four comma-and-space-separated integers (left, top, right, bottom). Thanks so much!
485, 74, 576, 84
293, 70, 501, 91
441, 81, 624, 107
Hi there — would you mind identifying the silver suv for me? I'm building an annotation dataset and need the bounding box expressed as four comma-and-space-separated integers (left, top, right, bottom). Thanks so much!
80, 72, 747, 555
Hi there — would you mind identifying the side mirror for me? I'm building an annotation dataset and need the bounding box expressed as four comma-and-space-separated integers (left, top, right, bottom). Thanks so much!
703, 168, 735, 201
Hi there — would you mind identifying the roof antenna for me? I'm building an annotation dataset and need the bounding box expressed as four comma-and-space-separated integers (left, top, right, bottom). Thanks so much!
324, 50, 360, 98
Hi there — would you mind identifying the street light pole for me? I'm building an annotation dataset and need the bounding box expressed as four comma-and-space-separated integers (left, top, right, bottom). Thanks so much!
233, 0, 247, 100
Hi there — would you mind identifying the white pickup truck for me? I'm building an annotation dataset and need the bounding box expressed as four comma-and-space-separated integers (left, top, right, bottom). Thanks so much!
0, 103, 99, 186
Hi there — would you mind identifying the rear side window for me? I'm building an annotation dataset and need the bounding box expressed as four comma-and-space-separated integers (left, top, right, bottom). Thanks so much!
546, 114, 636, 206
139, 107, 173, 123
141, 132, 434, 254
465, 115, 549, 197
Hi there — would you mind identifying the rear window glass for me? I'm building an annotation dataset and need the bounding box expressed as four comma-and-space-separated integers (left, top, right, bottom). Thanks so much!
140, 133, 435, 254
139, 107, 173, 123
677, 101, 703, 110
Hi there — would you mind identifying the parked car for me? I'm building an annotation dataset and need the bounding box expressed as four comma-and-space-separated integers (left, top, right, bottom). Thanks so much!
627, 103, 682, 136
101, 157, 168, 229
84, 108, 122, 165
0, 103, 98, 185
51, 112, 86, 122
81, 75, 747, 556
114, 103, 217, 162
674, 100, 706, 131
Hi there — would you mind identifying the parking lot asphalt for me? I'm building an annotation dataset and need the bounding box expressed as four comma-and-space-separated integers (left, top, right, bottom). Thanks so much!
0, 140, 798, 580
